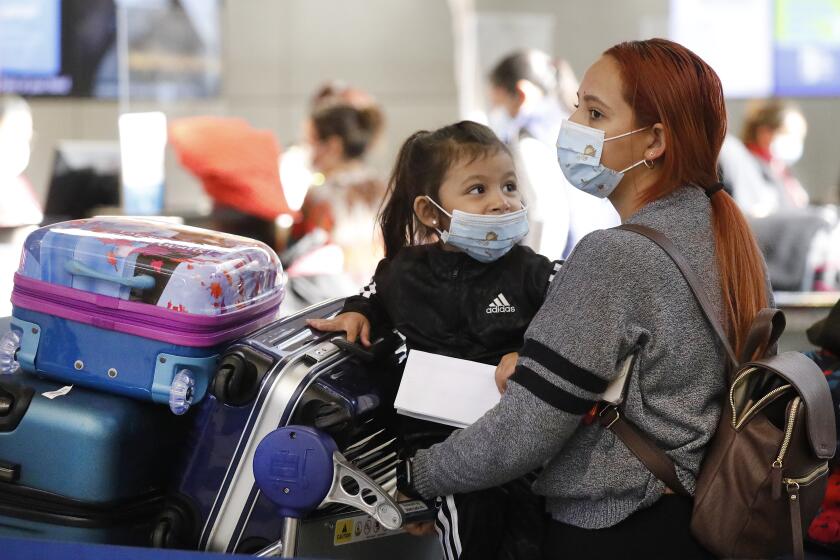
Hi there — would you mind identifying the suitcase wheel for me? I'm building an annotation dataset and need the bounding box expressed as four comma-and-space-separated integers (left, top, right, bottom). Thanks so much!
151, 517, 176, 549
151, 500, 195, 549
211, 354, 259, 406
169, 369, 195, 415
0, 330, 20, 375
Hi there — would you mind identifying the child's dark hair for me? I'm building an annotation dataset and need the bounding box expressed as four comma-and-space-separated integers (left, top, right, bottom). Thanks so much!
378, 120, 511, 258
311, 102, 384, 159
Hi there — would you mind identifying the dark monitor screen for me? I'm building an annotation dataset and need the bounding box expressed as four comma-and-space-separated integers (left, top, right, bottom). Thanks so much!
0, 0, 221, 99
43, 141, 121, 222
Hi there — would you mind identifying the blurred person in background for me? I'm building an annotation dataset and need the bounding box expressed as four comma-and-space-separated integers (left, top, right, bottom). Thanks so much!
0, 95, 42, 228
0, 95, 43, 317
488, 50, 619, 260
288, 82, 386, 288
720, 100, 838, 291
740, 98, 809, 211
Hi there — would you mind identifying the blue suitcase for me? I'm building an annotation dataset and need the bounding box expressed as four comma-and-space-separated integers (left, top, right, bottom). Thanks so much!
0, 371, 188, 545
151, 299, 439, 558
1, 217, 284, 414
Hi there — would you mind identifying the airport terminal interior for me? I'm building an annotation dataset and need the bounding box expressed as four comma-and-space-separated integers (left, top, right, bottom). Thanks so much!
1, 1, 840, 558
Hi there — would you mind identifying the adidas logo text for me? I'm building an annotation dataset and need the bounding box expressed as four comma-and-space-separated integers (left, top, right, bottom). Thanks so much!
486, 293, 516, 314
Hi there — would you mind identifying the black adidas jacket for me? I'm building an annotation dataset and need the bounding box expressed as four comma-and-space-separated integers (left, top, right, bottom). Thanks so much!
342, 243, 561, 365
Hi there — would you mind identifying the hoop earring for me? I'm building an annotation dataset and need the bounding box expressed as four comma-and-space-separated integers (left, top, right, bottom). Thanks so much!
643, 159, 655, 169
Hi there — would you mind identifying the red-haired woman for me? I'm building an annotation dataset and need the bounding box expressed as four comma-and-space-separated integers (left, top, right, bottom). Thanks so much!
399, 39, 769, 558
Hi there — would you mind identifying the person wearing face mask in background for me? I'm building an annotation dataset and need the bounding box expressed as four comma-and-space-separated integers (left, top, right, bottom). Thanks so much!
719, 100, 839, 291
741, 98, 809, 211
488, 50, 619, 260
308, 121, 561, 560
398, 39, 774, 559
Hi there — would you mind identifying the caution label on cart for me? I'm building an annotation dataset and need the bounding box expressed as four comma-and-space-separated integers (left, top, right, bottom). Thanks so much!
333, 513, 402, 546
334, 519, 354, 545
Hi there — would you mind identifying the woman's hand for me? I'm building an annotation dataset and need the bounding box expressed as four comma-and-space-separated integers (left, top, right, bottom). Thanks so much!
494, 352, 519, 393
306, 312, 372, 346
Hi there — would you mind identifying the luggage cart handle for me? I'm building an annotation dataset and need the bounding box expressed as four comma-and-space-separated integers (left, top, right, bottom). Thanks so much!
324, 451, 402, 529
65, 259, 155, 290
253, 426, 412, 557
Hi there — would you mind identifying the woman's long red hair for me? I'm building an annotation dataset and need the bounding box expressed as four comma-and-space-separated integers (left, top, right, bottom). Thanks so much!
605, 39, 767, 359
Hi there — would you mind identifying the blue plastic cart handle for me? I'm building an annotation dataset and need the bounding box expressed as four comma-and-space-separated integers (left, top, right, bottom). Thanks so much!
253, 426, 338, 519
65, 259, 155, 290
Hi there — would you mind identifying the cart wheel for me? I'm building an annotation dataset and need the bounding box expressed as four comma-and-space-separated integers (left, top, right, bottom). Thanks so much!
0, 331, 20, 375
150, 501, 195, 549
151, 518, 173, 548
211, 354, 258, 406
169, 369, 195, 415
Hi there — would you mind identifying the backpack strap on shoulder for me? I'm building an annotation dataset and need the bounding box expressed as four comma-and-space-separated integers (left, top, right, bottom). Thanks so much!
600, 224, 770, 497
617, 223, 738, 367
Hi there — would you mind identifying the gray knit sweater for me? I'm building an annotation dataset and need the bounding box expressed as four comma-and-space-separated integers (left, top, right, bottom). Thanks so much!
412, 185, 734, 529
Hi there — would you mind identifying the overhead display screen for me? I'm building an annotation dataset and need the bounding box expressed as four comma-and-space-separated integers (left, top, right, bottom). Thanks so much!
670, 0, 840, 97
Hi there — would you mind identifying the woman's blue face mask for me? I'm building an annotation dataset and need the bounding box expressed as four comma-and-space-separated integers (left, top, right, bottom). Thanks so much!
556, 119, 650, 198
425, 196, 529, 263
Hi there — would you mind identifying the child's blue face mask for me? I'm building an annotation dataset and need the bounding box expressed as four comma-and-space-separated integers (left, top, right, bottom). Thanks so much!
424, 196, 529, 263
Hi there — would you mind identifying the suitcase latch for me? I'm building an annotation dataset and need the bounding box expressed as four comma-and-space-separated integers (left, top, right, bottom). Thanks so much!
303, 342, 341, 365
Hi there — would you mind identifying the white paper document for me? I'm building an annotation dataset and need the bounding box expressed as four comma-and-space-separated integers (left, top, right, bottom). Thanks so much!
394, 350, 501, 429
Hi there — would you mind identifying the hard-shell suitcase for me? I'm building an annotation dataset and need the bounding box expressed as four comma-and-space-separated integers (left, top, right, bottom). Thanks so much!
0, 371, 188, 544
153, 299, 439, 558
1, 217, 284, 414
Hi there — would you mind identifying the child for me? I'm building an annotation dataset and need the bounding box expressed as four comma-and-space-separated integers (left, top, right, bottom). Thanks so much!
307, 121, 560, 560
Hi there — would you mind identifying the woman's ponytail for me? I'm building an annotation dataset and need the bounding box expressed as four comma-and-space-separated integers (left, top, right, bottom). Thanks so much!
709, 190, 768, 358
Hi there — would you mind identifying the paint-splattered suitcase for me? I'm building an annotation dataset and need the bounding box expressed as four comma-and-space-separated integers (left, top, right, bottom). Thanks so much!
0, 217, 284, 414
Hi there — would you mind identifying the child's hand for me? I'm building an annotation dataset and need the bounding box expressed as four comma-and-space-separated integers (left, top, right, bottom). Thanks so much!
396, 491, 437, 537
306, 312, 372, 347
495, 352, 519, 393
404, 520, 437, 537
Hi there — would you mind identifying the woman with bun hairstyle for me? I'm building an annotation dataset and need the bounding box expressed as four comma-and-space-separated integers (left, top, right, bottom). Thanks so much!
291, 85, 387, 286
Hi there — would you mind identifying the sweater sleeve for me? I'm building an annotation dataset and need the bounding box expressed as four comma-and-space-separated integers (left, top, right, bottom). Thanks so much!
340, 258, 392, 330
411, 230, 650, 497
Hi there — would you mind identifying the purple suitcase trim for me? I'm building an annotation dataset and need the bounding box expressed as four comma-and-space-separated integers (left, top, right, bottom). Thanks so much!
12, 274, 282, 347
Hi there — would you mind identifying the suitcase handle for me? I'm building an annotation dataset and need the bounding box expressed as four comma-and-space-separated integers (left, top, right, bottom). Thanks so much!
65, 260, 156, 290
328, 330, 404, 363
